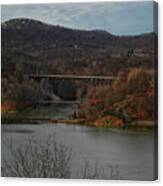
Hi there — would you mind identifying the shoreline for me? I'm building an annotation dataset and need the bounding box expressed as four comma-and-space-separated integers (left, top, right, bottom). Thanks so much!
1, 116, 156, 132
49, 118, 156, 132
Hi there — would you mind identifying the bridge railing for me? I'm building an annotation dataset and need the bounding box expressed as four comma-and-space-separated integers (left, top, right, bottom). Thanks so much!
29, 74, 117, 81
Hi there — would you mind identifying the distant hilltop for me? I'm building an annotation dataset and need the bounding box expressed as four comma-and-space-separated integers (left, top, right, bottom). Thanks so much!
2, 18, 111, 34
2, 18, 156, 50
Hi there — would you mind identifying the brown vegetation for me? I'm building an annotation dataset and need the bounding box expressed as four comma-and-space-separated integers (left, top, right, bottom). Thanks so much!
2, 78, 45, 111
78, 68, 155, 127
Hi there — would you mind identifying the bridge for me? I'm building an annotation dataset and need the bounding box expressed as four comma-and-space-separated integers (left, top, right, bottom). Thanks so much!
37, 100, 80, 104
29, 74, 117, 80
29, 74, 118, 117
29, 74, 117, 104
29, 74, 117, 85
29, 74, 117, 101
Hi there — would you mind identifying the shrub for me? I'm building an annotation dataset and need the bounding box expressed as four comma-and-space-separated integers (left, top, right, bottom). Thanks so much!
2, 135, 122, 179
2, 135, 72, 178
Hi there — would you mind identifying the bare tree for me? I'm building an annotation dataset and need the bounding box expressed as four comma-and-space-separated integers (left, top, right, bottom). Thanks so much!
2, 135, 72, 178
2, 135, 122, 179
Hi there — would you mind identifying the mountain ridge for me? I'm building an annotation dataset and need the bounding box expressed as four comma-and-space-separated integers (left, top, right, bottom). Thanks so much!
2, 18, 154, 37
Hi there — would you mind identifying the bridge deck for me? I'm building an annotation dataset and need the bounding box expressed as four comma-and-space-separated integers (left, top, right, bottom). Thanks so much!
29, 74, 117, 80
37, 101, 80, 104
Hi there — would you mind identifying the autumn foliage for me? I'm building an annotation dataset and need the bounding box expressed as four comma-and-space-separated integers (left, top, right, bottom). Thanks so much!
78, 68, 155, 125
1, 78, 45, 112
1, 102, 16, 113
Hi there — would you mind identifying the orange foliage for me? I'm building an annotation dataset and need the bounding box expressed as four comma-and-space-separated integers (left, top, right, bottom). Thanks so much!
89, 99, 103, 105
79, 68, 155, 122
1, 102, 16, 112
94, 115, 124, 128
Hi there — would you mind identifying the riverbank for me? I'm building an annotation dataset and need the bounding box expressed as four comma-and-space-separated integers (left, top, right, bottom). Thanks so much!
1, 103, 156, 132
2, 115, 156, 132
48, 118, 156, 132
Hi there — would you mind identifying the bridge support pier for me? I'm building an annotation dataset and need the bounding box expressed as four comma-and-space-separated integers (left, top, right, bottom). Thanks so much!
73, 104, 79, 118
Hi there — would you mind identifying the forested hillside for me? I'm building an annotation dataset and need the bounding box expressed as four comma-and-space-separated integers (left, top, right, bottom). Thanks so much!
2, 18, 156, 77
1, 18, 157, 128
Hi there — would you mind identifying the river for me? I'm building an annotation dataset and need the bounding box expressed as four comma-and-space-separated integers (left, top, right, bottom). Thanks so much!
1, 122, 156, 180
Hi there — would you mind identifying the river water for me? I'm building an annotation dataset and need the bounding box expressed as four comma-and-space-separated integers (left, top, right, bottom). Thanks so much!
1, 123, 156, 180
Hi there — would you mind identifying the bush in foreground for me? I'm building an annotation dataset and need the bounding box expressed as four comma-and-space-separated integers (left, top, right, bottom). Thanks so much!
2, 135, 122, 179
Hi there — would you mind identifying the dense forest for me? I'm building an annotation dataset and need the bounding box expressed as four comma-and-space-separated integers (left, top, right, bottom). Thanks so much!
1, 18, 157, 128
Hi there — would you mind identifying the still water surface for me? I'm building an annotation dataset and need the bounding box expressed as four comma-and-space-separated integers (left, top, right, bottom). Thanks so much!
1, 123, 155, 180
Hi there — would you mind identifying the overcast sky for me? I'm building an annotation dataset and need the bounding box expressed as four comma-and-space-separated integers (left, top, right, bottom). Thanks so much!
1, 1, 154, 35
